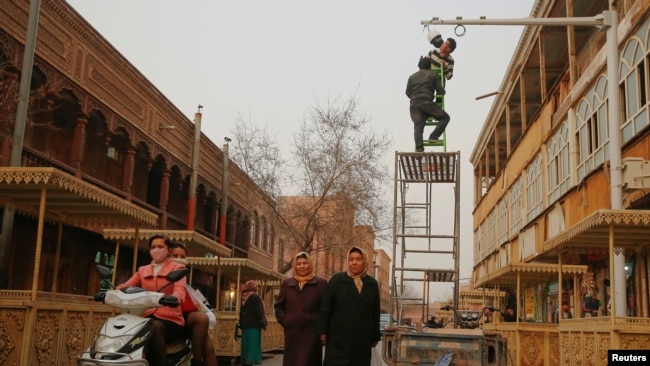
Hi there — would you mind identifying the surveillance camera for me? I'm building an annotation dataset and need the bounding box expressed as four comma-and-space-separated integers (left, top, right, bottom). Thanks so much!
224, 137, 232, 142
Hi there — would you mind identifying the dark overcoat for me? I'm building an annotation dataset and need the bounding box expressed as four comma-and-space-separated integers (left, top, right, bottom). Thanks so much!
318, 272, 381, 366
239, 293, 267, 330
274, 276, 328, 366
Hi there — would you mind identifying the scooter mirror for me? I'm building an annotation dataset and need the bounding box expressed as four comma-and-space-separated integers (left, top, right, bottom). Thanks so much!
96, 265, 113, 279
167, 268, 189, 282
156, 268, 190, 292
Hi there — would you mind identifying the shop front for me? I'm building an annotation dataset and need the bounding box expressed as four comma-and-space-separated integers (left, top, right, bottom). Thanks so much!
0, 167, 159, 365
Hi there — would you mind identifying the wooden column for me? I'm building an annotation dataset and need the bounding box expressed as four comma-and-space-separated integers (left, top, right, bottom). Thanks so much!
519, 76, 527, 131
21, 186, 47, 365
632, 248, 647, 317
634, 252, 641, 317
641, 250, 649, 317
538, 33, 547, 99
505, 104, 512, 156
558, 252, 563, 321
516, 272, 521, 366
566, 0, 578, 88
51, 222, 63, 292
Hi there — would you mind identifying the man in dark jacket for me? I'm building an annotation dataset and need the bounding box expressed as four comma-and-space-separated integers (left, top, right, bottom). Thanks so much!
318, 246, 381, 366
406, 56, 451, 152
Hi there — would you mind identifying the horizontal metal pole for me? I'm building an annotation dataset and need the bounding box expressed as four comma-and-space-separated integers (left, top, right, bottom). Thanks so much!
404, 249, 454, 254
403, 277, 454, 282
395, 234, 456, 238
394, 297, 424, 302
394, 267, 456, 272
420, 15, 606, 28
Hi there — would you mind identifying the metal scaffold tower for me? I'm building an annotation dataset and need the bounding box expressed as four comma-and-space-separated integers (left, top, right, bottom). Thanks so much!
390, 151, 461, 328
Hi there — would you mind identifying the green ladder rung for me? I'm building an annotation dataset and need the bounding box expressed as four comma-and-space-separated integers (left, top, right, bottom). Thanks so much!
422, 139, 445, 147
425, 118, 439, 127
417, 130, 448, 151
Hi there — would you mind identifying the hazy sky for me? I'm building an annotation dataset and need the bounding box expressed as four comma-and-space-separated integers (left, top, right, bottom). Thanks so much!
66, 0, 536, 293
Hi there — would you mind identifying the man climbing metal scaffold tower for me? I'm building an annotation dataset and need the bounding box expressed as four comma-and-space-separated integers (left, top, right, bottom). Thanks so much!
405, 56, 451, 152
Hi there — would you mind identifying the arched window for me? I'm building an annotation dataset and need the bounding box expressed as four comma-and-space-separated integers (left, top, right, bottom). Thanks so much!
547, 122, 571, 203
620, 19, 650, 142
575, 76, 608, 181
525, 154, 543, 223
265, 221, 273, 252
250, 211, 257, 248
257, 217, 266, 249
509, 178, 523, 236
497, 198, 508, 246
266, 223, 274, 254
486, 210, 496, 255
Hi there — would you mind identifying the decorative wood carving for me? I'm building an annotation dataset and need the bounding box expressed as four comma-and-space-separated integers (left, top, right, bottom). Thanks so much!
0, 308, 24, 365
34, 310, 61, 364
520, 332, 543, 365
63, 312, 87, 365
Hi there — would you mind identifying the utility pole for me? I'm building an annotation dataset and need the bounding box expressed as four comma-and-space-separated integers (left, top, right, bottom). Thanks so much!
187, 105, 203, 230
219, 137, 231, 248
0, 0, 41, 288
420, 11, 625, 317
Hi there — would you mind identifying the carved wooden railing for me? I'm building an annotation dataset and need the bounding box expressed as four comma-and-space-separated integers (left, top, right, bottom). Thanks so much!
0, 291, 115, 366
483, 317, 650, 366
210, 311, 282, 358
0, 292, 282, 365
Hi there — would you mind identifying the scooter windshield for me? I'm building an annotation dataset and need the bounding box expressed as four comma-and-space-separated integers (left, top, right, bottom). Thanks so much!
104, 290, 161, 308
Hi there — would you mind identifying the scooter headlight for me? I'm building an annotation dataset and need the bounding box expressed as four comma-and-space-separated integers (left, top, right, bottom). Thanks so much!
93, 334, 132, 353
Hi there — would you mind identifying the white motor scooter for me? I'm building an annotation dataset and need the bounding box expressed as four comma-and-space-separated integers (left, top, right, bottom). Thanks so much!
77, 265, 192, 366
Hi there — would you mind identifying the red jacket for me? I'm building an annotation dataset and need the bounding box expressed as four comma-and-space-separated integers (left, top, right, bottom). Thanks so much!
117, 259, 187, 326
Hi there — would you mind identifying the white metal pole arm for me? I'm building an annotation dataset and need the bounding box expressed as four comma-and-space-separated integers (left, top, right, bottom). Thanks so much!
420, 9, 626, 317
420, 14, 609, 29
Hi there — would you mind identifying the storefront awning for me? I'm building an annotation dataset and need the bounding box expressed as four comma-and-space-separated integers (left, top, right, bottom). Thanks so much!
474, 262, 588, 288
0, 167, 157, 227
460, 289, 506, 298
102, 228, 232, 258
186, 257, 285, 286
544, 209, 650, 253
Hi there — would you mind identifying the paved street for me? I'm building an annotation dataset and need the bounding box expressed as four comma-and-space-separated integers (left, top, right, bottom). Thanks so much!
260, 352, 283, 366
259, 342, 387, 365
220, 342, 387, 365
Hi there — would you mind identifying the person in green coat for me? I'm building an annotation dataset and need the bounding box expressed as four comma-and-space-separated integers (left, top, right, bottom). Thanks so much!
318, 246, 381, 366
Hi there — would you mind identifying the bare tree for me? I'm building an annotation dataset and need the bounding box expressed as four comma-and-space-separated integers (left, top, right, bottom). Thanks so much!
1, 63, 62, 135
231, 94, 392, 273
230, 112, 284, 199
